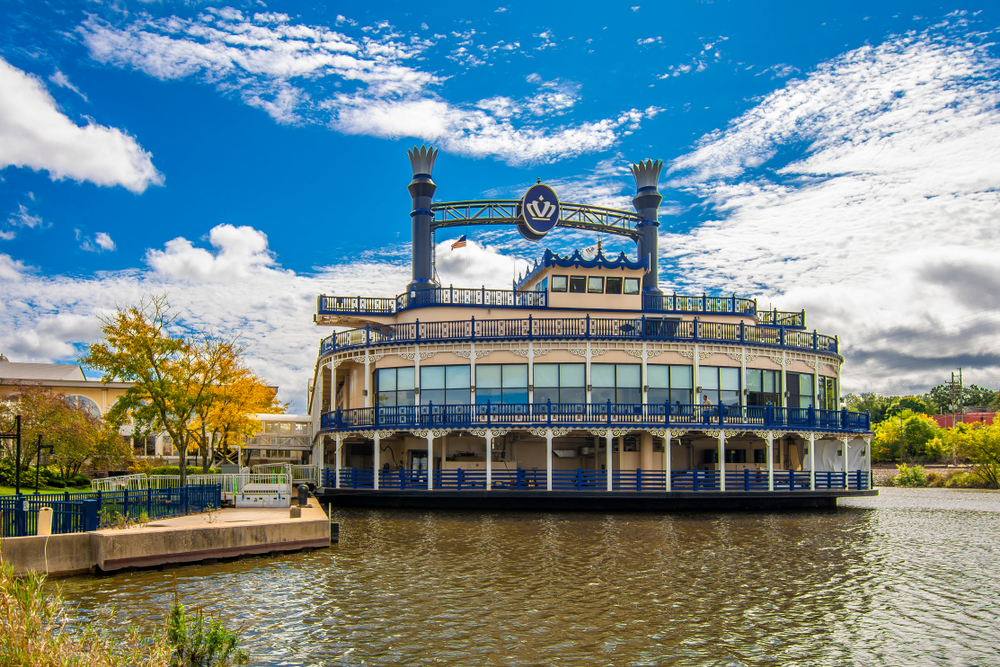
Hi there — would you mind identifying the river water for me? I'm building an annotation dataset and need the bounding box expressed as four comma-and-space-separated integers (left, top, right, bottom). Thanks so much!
59, 488, 1000, 666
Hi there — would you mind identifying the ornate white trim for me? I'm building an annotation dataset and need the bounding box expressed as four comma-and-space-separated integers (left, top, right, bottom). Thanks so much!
646, 349, 665, 358
468, 428, 510, 438
419, 351, 437, 360
452, 350, 471, 359
358, 429, 397, 439
591, 348, 609, 358
409, 429, 450, 438
511, 348, 529, 358
395, 352, 415, 361
626, 348, 644, 358
703, 429, 744, 439
678, 350, 695, 360
475, 349, 493, 359
569, 348, 588, 358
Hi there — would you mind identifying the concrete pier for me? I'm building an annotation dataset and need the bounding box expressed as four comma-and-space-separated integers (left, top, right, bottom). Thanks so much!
0, 500, 332, 577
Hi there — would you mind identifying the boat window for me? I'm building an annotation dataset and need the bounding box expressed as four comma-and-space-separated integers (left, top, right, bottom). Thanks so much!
647, 365, 693, 406
569, 276, 586, 293
375, 367, 416, 407
605, 277, 623, 294
624, 278, 640, 295
592, 364, 641, 404
534, 363, 586, 405
700, 366, 741, 406
551, 275, 568, 292
588, 276, 604, 293
476, 364, 528, 404
420, 365, 470, 406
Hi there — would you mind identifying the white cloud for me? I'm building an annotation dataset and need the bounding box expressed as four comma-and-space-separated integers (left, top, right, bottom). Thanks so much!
48, 69, 88, 102
145, 224, 277, 281
0, 223, 413, 411
0, 57, 163, 193
7, 204, 44, 229
94, 232, 116, 251
434, 237, 530, 288
665, 24, 1000, 395
78, 11, 653, 166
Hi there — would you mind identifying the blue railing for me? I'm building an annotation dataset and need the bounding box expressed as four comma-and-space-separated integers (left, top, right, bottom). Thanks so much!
0, 485, 222, 537
319, 315, 836, 356
325, 467, 870, 492
321, 402, 870, 433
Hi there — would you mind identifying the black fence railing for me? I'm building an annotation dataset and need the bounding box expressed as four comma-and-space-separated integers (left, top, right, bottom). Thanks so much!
0, 485, 222, 537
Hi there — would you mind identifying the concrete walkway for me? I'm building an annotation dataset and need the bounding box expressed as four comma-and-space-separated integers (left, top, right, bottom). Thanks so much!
2, 501, 332, 577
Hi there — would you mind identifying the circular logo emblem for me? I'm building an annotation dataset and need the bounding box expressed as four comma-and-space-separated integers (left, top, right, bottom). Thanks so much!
517, 184, 560, 241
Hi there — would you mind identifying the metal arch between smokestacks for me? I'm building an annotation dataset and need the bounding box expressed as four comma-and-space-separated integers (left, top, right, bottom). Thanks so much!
430, 200, 643, 242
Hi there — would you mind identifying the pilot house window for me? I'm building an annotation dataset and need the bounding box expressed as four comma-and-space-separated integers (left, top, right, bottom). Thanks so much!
569, 276, 586, 293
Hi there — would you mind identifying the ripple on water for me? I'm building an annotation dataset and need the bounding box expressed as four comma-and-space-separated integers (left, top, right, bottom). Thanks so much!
55, 488, 1000, 666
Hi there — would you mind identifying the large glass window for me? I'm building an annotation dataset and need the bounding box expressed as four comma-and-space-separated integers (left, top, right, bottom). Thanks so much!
700, 366, 740, 406
787, 372, 814, 408
746, 369, 781, 407
420, 365, 470, 405
476, 364, 528, 404
588, 276, 604, 293
551, 275, 568, 292
375, 367, 415, 407
592, 364, 641, 405
606, 276, 623, 294
569, 276, 586, 293
647, 365, 693, 406
65, 395, 101, 419
624, 278, 640, 295
818, 375, 837, 410
534, 363, 586, 404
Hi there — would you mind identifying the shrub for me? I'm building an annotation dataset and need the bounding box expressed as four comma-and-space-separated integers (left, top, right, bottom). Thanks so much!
167, 600, 250, 666
47, 479, 67, 488
0, 558, 171, 665
943, 471, 991, 489
925, 471, 945, 487
893, 463, 928, 487
69, 473, 90, 487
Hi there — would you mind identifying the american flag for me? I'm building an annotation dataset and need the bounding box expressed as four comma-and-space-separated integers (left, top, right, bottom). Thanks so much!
451, 234, 467, 249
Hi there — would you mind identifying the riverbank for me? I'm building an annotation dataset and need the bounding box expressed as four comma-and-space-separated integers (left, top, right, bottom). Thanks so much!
1, 500, 332, 576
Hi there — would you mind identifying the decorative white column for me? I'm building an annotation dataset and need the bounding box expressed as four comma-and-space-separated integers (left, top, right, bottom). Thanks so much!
427, 432, 435, 490
641, 341, 648, 405
546, 429, 553, 491
841, 437, 850, 488
693, 343, 701, 403
586, 341, 593, 404
865, 435, 873, 488
718, 432, 726, 491
808, 432, 816, 490
780, 351, 787, 409
364, 356, 372, 409
651, 428, 685, 492
373, 432, 381, 490
334, 433, 342, 489
528, 340, 534, 405
470, 429, 508, 491
606, 432, 614, 490
767, 432, 774, 491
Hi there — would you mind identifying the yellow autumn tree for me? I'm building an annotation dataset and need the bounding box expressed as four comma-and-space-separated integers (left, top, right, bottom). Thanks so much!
189, 353, 285, 473
82, 294, 242, 485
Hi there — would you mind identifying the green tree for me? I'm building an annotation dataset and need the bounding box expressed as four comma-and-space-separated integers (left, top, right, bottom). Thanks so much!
955, 421, 1000, 488
871, 410, 941, 463
82, 294, 237, 485
926, 382, 998, 414
0, 382, 131, 480
886, 396, 931, 417
845, 393, 897, 424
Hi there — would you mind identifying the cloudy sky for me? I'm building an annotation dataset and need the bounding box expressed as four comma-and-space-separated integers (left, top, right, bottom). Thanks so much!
2, 0, 999, 411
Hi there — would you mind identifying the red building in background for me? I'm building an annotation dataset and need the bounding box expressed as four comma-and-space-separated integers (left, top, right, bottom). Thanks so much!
933, 412, 998, 429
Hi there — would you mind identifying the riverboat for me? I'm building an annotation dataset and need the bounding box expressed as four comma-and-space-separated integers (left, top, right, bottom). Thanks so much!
307, 147, 875, 510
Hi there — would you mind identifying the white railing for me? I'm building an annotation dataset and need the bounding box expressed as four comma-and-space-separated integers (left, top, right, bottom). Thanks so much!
148, 475, 182, 489
91, 473, 148, 492
291, 465, 318, 484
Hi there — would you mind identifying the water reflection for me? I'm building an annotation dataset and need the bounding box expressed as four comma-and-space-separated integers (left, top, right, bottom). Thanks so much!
58, 489, 1000, 666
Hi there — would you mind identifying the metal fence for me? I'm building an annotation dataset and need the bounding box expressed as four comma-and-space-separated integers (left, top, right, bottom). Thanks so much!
319, 314, 836, 357
323, 468, 871, 492
321, 401, 871, 433
0, 485, 222, 537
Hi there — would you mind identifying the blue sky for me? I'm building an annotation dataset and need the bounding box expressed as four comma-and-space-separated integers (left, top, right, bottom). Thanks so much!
2, 0, 1000, 410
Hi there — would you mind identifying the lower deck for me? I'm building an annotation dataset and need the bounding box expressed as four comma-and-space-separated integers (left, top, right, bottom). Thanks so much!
318, 486, 878, 511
